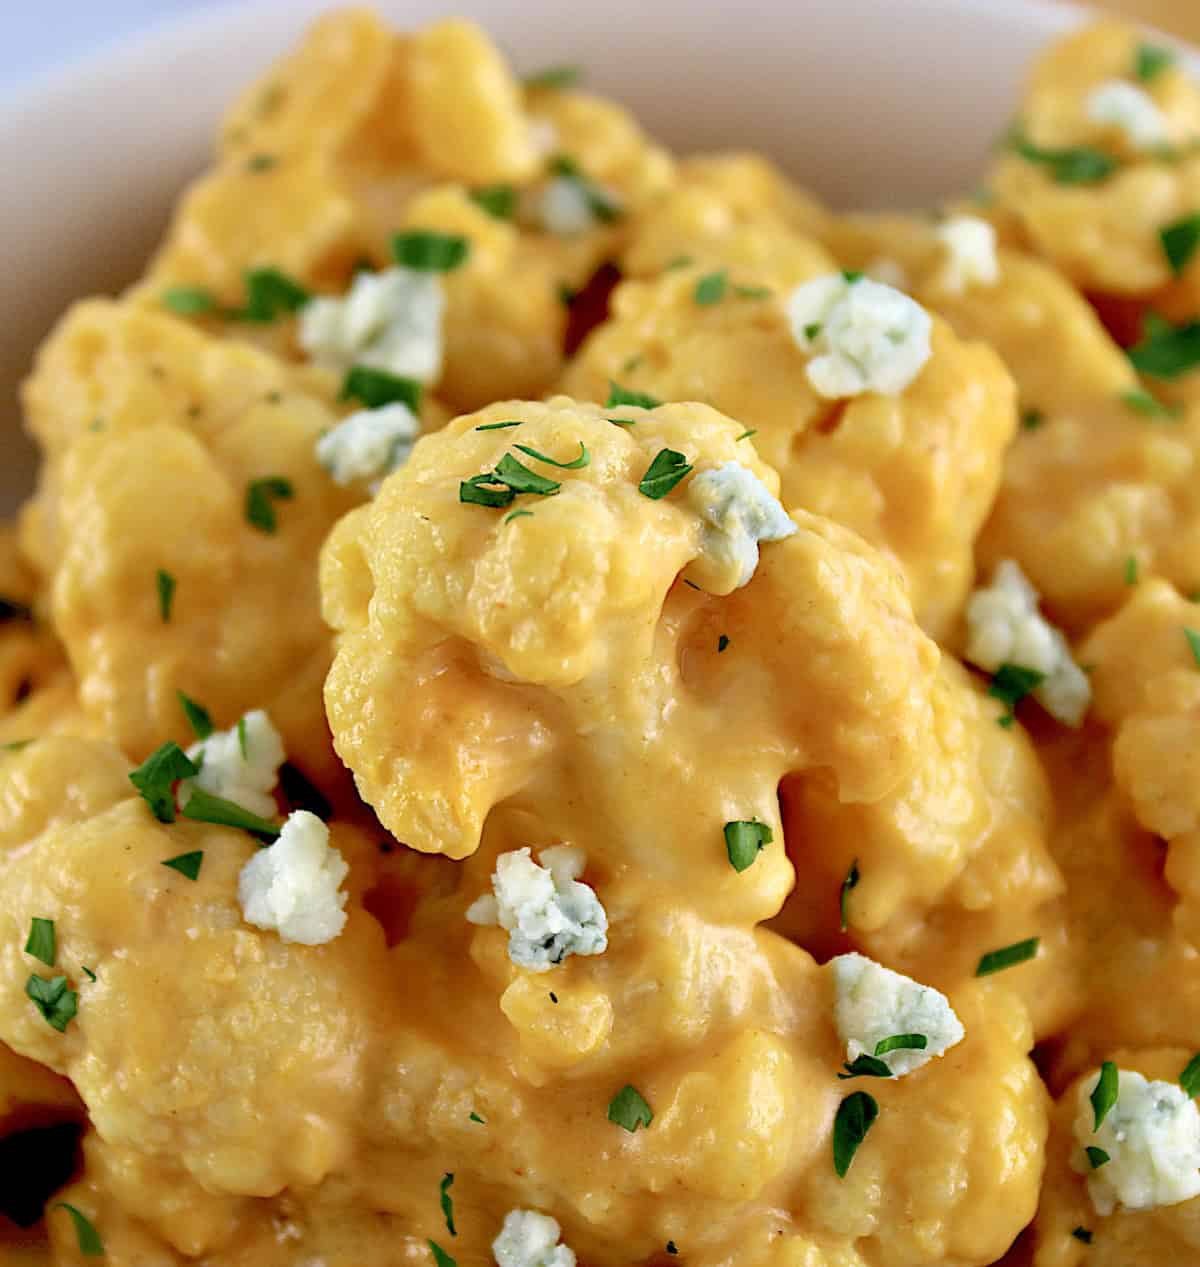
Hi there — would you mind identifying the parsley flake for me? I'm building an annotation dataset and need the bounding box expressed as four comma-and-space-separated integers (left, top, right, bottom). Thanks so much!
1091, 1060, 1119, 1131
608, 1084, 654, 1132
177, 690, 213, 740
469, 1111, 486, 1123
1011, 132, 1117, 185
875, 1033, 927, 1057
735, 429, 757, 442
1129, 313, 1200, 379
468, 185, 517, 221
1181, 1052, 1200, 1098
428, 1240, 457, 1267
24, 918, 56, 967
245, 477, 294, 533
718, 634, 730, 653
524, 65, 581, 90
162, 285, 218, 316
1136, 43, 1175, 83
987, 663, 1044, 726
155, 569, 175, 623
724, 819, 773, 873
460, 475, 515, 508
976, 936, 1040, 976
439, 1173, 456, 1237
734, 285, 772, 299
26, 975, 78, 1033
833, 1091, 878, 1177
129, 741, 198, 823
837, 1054, 892, 1080
514, 441, 590, 470
56, 1203, 102, 1257
162, 851, 204, 881
1085, 1145, 1110, 1169
475, 420, 523, 431
1120, 386, 1180, 417
341, 366, 422, 412
230, 267, 310, 322
1124, 555, 1139, 586
606, 381, 662, 410
841, 270, 864, 283
666, 1243, 679, 1256
664, 255, 694, 271
237, 716, 249, 761
180, 787, 280, 839
494, 453, 561, 496
81, 966, 97, 983
638, 449, 692, 499
694, 270, 728, 305
1072, 1226, 1093, 1244
1020, 408, 1045, 431
505, 509, 534, 523
1161, 215, 1200, 276
246, 153, 276, 172
1186, 626, 1200, 667
840, 859, 860, 932
392, 231, 470, 272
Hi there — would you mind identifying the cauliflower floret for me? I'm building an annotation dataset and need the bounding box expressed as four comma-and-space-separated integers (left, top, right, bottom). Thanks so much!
965, 559, 1091, 726
934, 215, 998, 293
492, 1209, 576, 1267
316, 402, 421, 487
784, 273, 932, 399
466, 846, 607, 971
1086, 79, 1171, 151
299, 267, 445, 383
238, 809, 349, 945
685, 461, 796, 592
1072, 1068, 1200, 1214
182, 709, 285, 819
829, 952, 965, 1077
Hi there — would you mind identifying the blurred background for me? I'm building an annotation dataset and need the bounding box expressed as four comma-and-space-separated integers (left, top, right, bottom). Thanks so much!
2, 0, 1200, 93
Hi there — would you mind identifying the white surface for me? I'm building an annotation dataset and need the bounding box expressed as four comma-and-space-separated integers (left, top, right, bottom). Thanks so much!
0, 0, 1139, 511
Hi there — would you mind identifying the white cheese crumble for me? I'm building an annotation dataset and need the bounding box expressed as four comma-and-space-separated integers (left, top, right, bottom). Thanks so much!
238, 810, 349, 946
465, 846, 607, 972
182, 709, 285, 819
935, 215, 999, 293
536, 178, 602, 237
685, 461, 796, 591
492, 1209, 576, 1267
298, 267, 444, 383
964, 559, 1091, 727
1085, 80, 1171, 152
784, 273, 933, 399
316, 402, 420, 488
829, 952, 964, 1077
1072, 1068, 1200, 1215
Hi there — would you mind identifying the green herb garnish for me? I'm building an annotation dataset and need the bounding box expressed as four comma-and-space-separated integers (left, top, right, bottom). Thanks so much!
1136, 43, 1175, 83
718, 634, 730, 653
724, 819, 773, 873
1091, 1061, 1119, 1131
840, 859, 859, 932
439, 1172, 456, 1236
427, 1240, 457, 1267
26, 975, 78, 1033
524, 66, 581, 90
476, 420, 523, 431
1011, 132, 1118, 185
245, 476, 294, 533
493, 453, 561, 496
460, 475, 515, 508
833, 1091, 878, 1177
162, 851, 204, 881
340, 366, 422, 412
391, 231, 470, 272
469, 1111, 486, 1123
1072, 1226, 1093, 1244
1124, 556, 1139, 586
514, 441, 589, 470
1186, 626, 1200, 667
177, 691, 213, 741
838, 1054, 893, 1080
180, 787, 280, 839
547, 154, 621, 223
1085, 1145, 1110, 1169
734, 285, 772, 299
56, 1203, 102, 1257
155, 568, 175, 623
638, 449, 692, 499
230, 267, 310, 322
1129, 313, 1200, 379
1161, 215, 1200, 276
81, 966, 97, 983
606, 381, 662, 410
24, 918, 55, 967
875, 1033, 927, 1057
608, 1084, 654, 1132
976, 937, 1040, 976
129, 741, 198, 823
1120, 386, 1180, 417
504, 509, 535, 523
246, 153, 276, 172
1181, 1052, 1200, 1098
162, 285, 218, 316
735, 429, 757, 441
841, 270, 864, 283
469, 185, 517, 221
694, 270, 728, 305
1020, 408, 1045, 431
987, 663, 1044, 726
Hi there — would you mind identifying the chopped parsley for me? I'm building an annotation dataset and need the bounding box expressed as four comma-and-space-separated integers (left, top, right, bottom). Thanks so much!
694, 270, 728, 305
557, 282, 577, 307
26, 975, 78, 1033
717, 634, 730, 653
237, 717, 249, 760
494, 453, 561, 495
1091, 1060, 1119, 1131
56, 1203, 102, 1257
475, 420, 523, 431
1020, 408, 1045, 431
505, 509, 535, 523
469, 1111, 486, 1124
1125, 556, 1139, 586
666, 1243, 679, 1256
161, 851, 204, 881
1071, 1226, 1093, 1244
427, 1240, 457, 1267
439, 1172, 456, 1237
230, 267, 310, 322
391, 231, 470, 272
460, 475, 516, 508
987, 663, 1044, 727
177, 690, 213, 740
803, 322, 822, 340
840, 859, 859, 932
155, 568, 175, 623
1161, 214, 1200, 276
244, 476, 294, 533
838, 1054, 892, 1080
875, 1033, 927, 1057
161, 285, 218, 316
638, 449, 692, 499
180, 786, 280, 839
606, 381, 662, 410
1186, 626, 1200, 668
833, 1091, 878, 1177
607, 1084, 654, 1132
724, 819, 773, 873
514, 441, 590, 469
547, 154, 621, 223
1136, 43, 1175, 83
735, 429, 757, 442
468, 184, 517, 220
841, 270, 864, 283
129, 741, 198, 823
734, 285, 773, 299
341, 366, 422, 412
664, 255, 694, 271
246, 153, 276, 172
1180, 1052, 1200, 1098
81, 966, 97, 983
1010, 131, 1117, 185
524, 65, 581, 90
24, 918, 56, 967
976, 936, 1040, 976
1120, 386, 1180, 417
1128, 312, 1200, 379
1085, 1145, 1110, 1169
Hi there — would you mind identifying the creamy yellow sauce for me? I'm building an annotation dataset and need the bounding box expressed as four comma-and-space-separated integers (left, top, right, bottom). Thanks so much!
3, 11, 1200, 1266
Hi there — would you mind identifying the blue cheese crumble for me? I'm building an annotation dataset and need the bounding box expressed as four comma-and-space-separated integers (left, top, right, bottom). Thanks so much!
965, 559, 1091, 727
1085, 80, 1171, 152
316, 402, 420, 488
784, 273, 933, 399
492, 1209, 577, 1267
182, 709, 284, 819
466, 846, 608, 972
830, 952, 965, 1077
685, 461, 796, 592
299, 267, 444, 383
238, 810, 349, 945
934, 215, 999, 293
1072, 1068, 1200, 1215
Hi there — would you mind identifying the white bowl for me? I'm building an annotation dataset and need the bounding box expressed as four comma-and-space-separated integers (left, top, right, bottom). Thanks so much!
0, 0, 1138, 511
